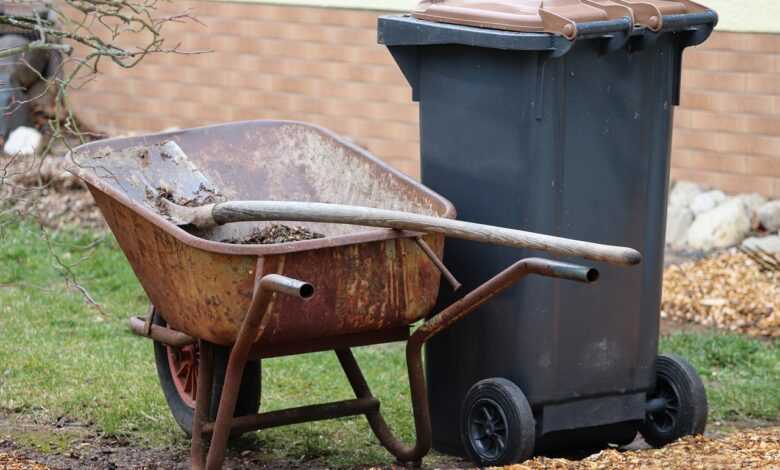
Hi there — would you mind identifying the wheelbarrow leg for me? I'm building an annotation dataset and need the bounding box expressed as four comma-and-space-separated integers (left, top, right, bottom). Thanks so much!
204, 344, 250, 469
336, 348, 430, 467
336, 259, 599, 467
203, 270, 306, 469
205, 308, 270, 469
191, 340, 215, 470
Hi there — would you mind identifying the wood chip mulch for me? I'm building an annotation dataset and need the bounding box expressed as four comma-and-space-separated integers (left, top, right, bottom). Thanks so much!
661, 251, 780, 338
504, 427, 780, 469
0, 452, 49, 470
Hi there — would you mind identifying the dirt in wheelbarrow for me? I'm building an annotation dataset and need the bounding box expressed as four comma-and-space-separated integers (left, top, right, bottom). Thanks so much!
220, 224, 325, 245
146, 179, 225, 219
146, 184, 325, 245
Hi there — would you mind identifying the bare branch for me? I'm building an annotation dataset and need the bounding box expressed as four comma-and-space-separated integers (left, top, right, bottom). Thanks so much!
0, 41, 71, 59
0, 0, 207, 313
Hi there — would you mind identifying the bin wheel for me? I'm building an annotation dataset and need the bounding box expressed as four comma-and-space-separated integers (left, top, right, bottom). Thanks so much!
461, 378, 536, 466
639, 354, 708, 447
152, 309, 261, 437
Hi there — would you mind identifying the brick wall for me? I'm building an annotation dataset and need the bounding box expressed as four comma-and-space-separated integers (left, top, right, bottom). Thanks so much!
674, 32, 780, 196
70, 2, 421, 178
70, 2, 780, 196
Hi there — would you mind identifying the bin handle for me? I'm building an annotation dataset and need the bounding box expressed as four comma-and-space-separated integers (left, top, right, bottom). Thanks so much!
658, 11, 718, 32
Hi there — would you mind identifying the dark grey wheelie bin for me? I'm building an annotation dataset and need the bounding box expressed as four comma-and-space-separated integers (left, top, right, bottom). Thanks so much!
379, 1, 717, 466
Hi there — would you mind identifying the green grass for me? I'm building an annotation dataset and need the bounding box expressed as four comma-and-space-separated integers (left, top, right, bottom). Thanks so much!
0, 221, 421, 467
0, 221, 778, 467
659, 332, 780, 423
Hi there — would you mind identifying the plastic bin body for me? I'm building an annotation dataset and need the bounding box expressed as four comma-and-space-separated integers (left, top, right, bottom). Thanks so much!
380, 15, 715, 453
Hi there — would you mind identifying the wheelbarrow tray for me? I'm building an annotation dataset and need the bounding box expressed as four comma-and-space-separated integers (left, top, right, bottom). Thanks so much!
73, 120, 454, 348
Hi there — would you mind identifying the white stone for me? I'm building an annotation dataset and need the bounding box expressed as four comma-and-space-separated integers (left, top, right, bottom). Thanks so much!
668, 181, 703, 209
690, 190, 727, 216
666, 205, 694, 249
734, 193, 768, 215
742, 235, 780, 253
3, 126, 42, 156
686, 199, 752, 251
757, 200, 780, 232
733, 193, 769, 229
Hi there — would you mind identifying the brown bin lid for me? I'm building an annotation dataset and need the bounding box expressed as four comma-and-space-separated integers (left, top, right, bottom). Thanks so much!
412, 0, 709, 39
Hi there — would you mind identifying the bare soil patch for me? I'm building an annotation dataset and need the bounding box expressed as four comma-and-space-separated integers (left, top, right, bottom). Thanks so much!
0, 414, 299, 469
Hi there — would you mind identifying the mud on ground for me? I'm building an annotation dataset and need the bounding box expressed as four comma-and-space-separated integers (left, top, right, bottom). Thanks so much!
0, 413, 303, 470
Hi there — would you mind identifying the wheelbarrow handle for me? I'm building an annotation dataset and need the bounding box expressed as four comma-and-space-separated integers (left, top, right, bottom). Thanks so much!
380, 257, 599, 462
410, 258, 598, 347
166, 200, 642, 267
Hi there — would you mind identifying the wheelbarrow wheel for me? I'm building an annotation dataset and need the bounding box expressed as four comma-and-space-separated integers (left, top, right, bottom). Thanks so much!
639, 354, 708, 448
152, 311, 261, 437
461, 378, 536, 466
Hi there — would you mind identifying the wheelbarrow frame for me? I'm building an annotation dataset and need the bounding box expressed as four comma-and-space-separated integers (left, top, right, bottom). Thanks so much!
145, 252, 598, 469
71, 120, 614, 468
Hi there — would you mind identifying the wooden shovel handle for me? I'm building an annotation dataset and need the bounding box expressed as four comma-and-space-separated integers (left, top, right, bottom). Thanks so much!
209, 201, 641, 266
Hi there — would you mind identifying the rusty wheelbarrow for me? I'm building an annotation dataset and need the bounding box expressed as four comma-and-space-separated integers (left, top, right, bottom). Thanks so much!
73, 120, 640, 469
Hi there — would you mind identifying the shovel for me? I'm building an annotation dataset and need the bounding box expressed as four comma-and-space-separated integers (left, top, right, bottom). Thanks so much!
150, 143, 641, 266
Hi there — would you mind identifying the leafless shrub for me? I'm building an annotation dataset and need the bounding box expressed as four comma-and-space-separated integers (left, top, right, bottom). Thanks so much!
0, 0, 206, 312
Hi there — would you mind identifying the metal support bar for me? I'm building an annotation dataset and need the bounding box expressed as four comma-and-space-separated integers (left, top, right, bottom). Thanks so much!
203, 398, 379, 435
336, 348, 429, 466
411, 258, 597, 346
259, 274, 315, 299
128, 316, 195, 348
143, 306, 155, 337
414, 237, 461, 291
